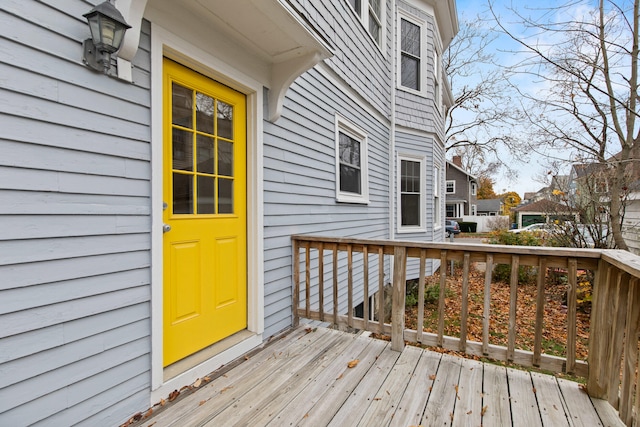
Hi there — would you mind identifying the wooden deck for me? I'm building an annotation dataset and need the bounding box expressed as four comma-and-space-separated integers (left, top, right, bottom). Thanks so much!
142, 325, 624, 427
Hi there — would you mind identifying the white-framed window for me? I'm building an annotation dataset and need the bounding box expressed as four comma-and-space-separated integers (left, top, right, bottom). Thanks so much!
471, 204, 477, 216
335, 115, 369, 204
398, 154, 425, 231
471, 181, 477, 196
347, 0, 384, 48
434, 167, 441, 227
446, 180, 455, 194
397, 11, 426, 95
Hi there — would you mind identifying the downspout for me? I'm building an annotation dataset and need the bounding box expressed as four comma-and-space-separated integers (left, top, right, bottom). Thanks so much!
387, 0, 397, 294
389, 0, 396, 242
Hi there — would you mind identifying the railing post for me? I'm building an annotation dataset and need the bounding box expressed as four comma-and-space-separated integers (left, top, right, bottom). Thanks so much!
587, 259, 611, 398
391, 245, 407, 352
292, 238, 300, 327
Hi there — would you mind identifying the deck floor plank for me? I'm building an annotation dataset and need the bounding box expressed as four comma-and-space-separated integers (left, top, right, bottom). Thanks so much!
507, 367, 543, 427
181, 329, 344, 426
146, 325, 318, 427
139, 325, 625, 427
481, 363, 511, 426
389, 349, 442, 427
326, 345, 401, 427
290, 337, 389, 426
248, 332, 372, 426
356, 345, 423, 426
204, 329, 358, 426
421, 352, 463, 426
530, 371, 571, 426
452, 357, 484, 427
558, 378, 606, 426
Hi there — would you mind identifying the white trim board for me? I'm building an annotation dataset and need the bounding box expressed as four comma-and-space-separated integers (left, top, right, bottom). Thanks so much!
149, 21, 265, 403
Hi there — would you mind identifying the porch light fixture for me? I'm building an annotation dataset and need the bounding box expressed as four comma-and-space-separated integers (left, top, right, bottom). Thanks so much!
82, 1, 131, 74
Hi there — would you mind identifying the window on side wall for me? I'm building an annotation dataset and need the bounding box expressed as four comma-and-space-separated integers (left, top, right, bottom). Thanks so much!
471, 181, 477, 196
336, 115, 369, 204
347, 0, 384, 47
398, 12, 425, 94
398, 155, 425, 231
446, 180, 455, 194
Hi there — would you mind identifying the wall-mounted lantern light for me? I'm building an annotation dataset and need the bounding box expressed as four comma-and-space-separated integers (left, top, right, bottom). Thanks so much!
82, 1, 131, 74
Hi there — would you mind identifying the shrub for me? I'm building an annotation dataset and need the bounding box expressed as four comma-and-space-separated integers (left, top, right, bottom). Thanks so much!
486, 216, 510, 231
488, 230, 542, 285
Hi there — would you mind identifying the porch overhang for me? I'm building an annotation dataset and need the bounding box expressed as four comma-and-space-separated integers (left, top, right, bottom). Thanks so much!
116, 0, 334, 121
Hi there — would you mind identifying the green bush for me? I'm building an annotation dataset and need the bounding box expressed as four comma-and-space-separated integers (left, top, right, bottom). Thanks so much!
405, 280, 453, 306
488, 230, 542, 285
458, 222, 478, 233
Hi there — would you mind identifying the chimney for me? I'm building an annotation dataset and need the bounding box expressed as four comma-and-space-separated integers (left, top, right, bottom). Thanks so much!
453, 155, 462, 167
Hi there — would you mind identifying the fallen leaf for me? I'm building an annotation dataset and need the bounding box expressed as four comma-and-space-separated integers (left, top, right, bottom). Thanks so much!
193, 378, 202, 388
347, 359, 359, 368
160, 398, 166, 407
204, 376, 211, 382
220, 386, 233, 393
532, 386, 536, 393
373, 397, 382, 401
467, 410, 473, 415
450, 413, 454, 421
481, 405, 488, 416
429, 374, 437, 380
144, 408, 153, 418
199, 400, 207, 406
168, 390, 179, 402
578, 384, 588, 393
336, 374, 344, 380
132, 412, 142, 421
245, 356, 250, 360
304, 413, 309, 418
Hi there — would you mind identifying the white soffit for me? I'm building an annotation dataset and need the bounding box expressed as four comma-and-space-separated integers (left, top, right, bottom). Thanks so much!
192, 0, 334, 121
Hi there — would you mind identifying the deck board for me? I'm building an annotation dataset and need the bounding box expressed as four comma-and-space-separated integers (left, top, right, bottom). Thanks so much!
140, 325, 625, 427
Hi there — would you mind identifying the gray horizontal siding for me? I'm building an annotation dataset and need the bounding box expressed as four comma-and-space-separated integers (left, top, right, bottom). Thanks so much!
289, 0, 392, 118
395, 1, 444, 136
0, 2, 151, 425
263, 68, 391, 337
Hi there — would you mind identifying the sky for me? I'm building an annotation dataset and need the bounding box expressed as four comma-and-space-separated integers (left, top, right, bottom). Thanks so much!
450, 0, 596, 198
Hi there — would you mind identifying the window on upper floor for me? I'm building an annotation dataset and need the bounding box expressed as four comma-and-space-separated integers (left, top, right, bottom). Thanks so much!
398, 155, 425, 231
400, 17, 421, 91
471, 182, 477, 196
347, 0, 384, 47
335, 115, 369, 203
446, 180, 455, 194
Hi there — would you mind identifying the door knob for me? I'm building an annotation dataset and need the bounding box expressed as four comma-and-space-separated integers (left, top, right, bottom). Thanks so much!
163, 223, 171, 233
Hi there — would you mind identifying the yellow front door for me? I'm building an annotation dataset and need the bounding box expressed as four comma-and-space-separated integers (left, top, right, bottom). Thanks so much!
163, 58, 247, 367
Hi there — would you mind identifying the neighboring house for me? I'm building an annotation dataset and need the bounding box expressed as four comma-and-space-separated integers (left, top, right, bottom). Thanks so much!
512, 199, 578, 228
445, 155, 478, 218
0, 0, 458, 425
476, 199, 502, 216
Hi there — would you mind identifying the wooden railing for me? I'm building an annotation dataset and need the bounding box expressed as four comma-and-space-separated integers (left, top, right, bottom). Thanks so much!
292, 235, 640, 426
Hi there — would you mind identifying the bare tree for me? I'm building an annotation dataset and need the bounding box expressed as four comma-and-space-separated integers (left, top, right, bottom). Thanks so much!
490, 0, 640, 250
445, 14, 527, 178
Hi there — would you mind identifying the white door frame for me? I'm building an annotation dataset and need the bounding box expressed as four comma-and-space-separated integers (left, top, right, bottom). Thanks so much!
149, 22, 264, 403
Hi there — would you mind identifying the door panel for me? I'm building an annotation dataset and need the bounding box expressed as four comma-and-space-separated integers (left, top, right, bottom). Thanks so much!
163, 58, 247, 367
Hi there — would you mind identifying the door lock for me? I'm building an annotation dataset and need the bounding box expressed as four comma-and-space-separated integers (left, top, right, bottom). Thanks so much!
163, 223, 171, 233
